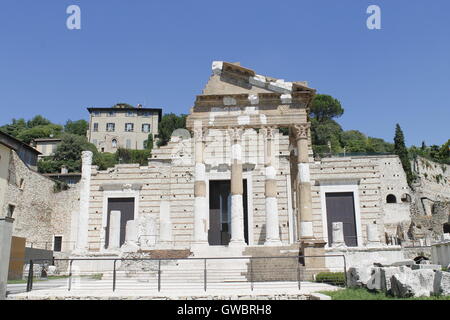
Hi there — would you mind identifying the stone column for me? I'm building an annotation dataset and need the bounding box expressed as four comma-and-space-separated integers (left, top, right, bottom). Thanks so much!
74, 151, 93, 254
0, 217, 14, 300
229, 127, 246, 246
193, 124, 208, 245
262, 127, 282, 246
331, 222, 345, 247
293, 124, 314, 240
108, 210, 121, 250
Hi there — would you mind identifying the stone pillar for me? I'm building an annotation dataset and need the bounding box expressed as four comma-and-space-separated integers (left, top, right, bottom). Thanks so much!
0, 217, 14, 300
293, 124, 326, 268
108, 210, 121, 250
122, 220, 139, 252
262, 127, 282, 246
293, 124, 313, 239
159, 201, 173, 245
229, 127, 246, 246
74, 151, 93, 254
331, 222, 345, 247
193, 124, 208, 245
366, 223, 380, 246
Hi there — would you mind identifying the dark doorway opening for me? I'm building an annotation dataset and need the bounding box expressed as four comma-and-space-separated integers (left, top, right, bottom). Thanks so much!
444, 223, 450, 234
105, 198, 135, 248
208, 180, 248, 245
326, 192, 358, 247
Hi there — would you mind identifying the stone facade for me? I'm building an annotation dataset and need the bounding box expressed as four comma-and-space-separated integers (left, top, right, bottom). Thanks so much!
4, 151, 78, 252
51, 61, 447, 277
87, 106, 162, 153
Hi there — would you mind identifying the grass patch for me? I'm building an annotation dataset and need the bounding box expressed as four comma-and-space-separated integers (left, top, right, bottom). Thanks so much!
319, 288, 450, 300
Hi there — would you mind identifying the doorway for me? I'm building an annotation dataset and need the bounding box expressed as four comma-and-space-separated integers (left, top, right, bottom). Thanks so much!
208, 180, 248, 245
105, 198, 135, 248
325, 192, 358, 246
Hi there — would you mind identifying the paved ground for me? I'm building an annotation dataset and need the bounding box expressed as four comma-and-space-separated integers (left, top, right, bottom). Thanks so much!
7, 279, 341, 300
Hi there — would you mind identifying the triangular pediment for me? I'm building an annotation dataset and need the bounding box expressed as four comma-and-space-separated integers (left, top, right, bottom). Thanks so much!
201, 61, 311, 95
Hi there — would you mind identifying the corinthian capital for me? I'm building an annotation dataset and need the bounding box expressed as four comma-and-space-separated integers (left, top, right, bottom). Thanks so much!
227, 127, 244, 142
260, 126, 277, 140
193, 127, 208, 142
292, 123, 310, 140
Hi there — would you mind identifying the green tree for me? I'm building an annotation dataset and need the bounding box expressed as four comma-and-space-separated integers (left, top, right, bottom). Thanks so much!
157, 113, 187, 147
65, 119, 89, 137
38, 159, 62, 174
145, 134, 154, 151
116, 148, 151, 166
394, 124, 414, 187
16, 124, 63, 144
0, 118, 27, 137
310, 94, 344, 122
27, 115, 51, 128
93, 152, 117, 171
53, 134, 98, 172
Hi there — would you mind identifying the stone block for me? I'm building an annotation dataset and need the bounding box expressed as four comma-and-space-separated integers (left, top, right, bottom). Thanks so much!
390, 260, 415, 267
411, 264, 441, 271
366, 267, 382, 291
47, 265, 58, 276
433, 270, 450, 296
347, 266, 373, 288
391, 269, 436, 297
379, 266, 403, 292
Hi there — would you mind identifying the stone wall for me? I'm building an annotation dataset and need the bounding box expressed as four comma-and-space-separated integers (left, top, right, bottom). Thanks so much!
87, 128, 295, 251
4, 151, 78, 251
310, 155, 413, 246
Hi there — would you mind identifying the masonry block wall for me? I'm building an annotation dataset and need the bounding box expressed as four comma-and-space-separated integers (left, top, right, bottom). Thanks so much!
5, 151, 78, 251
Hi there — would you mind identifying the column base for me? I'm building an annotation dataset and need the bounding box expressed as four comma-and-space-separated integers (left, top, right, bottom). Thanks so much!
300, 221, 314, 238
190, 241, 209, 250
264, 240, 283, 247
228, 240, 246, 247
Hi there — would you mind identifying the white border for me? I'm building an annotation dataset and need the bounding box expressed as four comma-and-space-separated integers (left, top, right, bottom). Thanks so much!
100, 190, 140, 252
319, 181, 362, 248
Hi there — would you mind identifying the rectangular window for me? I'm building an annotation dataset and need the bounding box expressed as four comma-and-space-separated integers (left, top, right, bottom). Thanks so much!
106, 123, 115, 132
142, 123, 151, 133
126, 139, 131, 149
53, 236, 62, 252
141, 111, 152, 117
126, 111, 135, 117
107, 111, 116, 117
93, 123, 99, 132
93, 111, 101, 116
125, 123, 134, 132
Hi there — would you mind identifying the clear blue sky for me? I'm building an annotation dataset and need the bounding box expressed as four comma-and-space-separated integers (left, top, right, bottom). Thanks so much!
0, 0, 448, 146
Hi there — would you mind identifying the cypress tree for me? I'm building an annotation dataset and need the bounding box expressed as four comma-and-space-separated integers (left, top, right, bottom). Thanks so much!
394, 124, 414, 187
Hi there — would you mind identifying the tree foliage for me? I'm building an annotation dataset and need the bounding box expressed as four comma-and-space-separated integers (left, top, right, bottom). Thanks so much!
64, 119, 89, 137
394, 124, 414, 187
157, 113, 187, 147
310, 94, 344, 122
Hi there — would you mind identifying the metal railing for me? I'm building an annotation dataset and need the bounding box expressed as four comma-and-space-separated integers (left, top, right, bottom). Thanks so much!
22, 254, 347, 294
